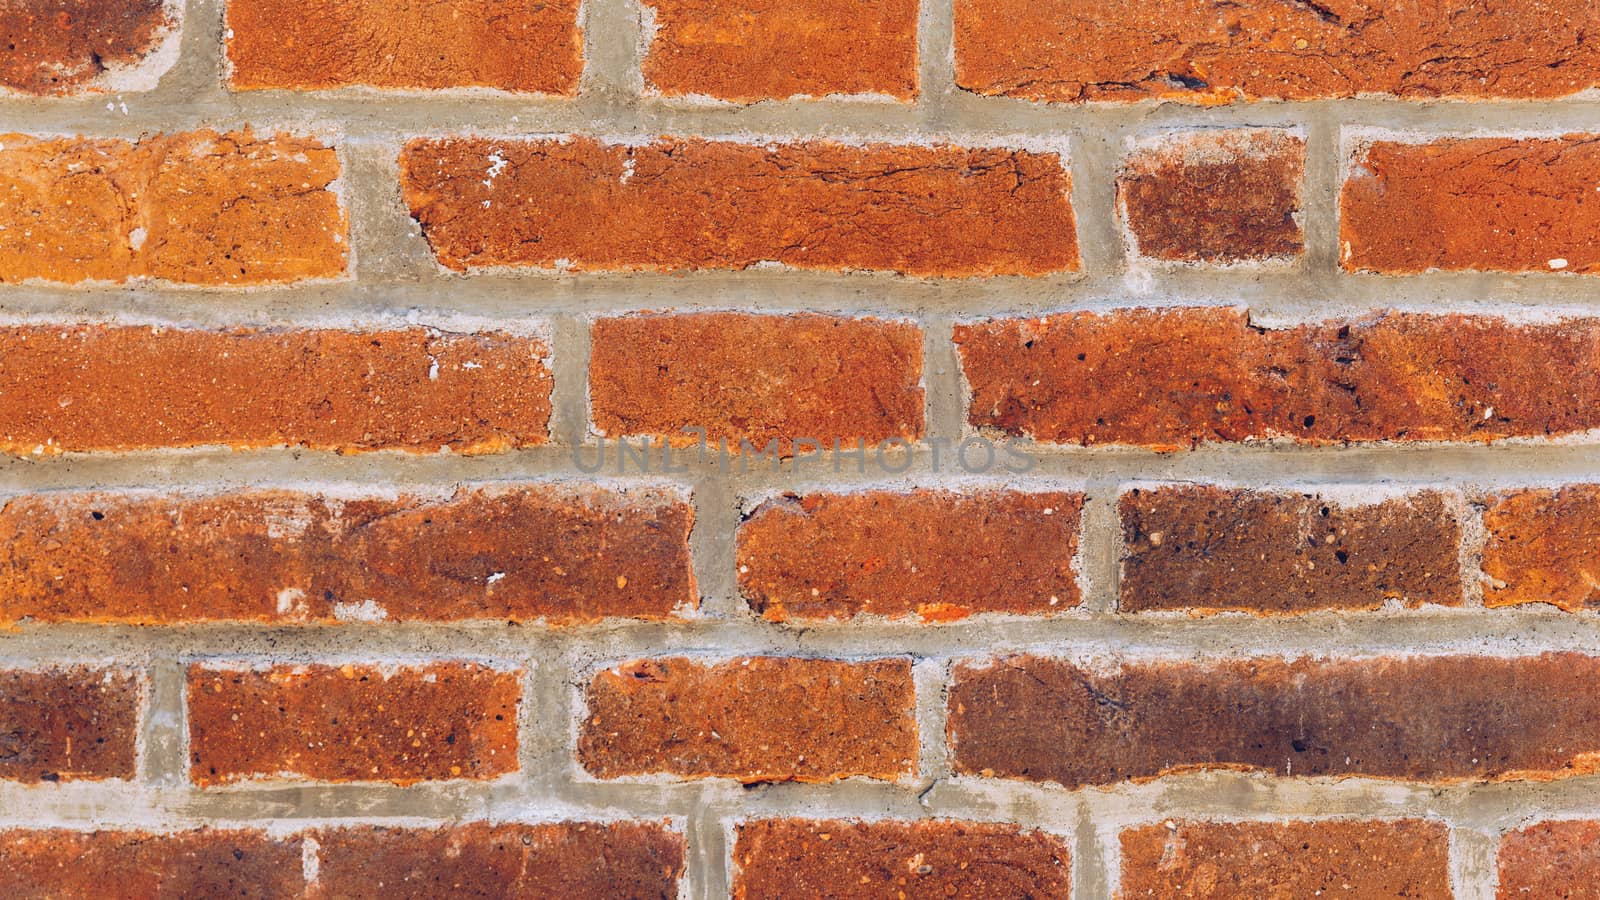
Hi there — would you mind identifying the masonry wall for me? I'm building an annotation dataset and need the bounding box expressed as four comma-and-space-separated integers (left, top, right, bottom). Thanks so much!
3, 0, 1600, 896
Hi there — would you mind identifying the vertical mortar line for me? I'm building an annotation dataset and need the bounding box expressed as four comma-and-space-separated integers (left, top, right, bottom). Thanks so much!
921, 315, 964, 449
581, 0, 646, 108
916, 0, 957, 123
139, 658, 189, 789
1069, 125, 1129, 281
1457, 486, 1490, 609
688, 800, 730, 900
1073, 797, 1114, 900
341, 138, 444, 287
1451, 824, 1500, 900
1299, 102, 1342, 283
515, 636, 561, 796
548, 313, 591, 451
691, 467, 744, 620
912, 658, 952, 796
1079, 477, 1125, 615
172, 0, 232, 104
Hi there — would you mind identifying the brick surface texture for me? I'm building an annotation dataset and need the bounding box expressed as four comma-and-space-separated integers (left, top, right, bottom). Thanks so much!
6, 0, 1600, 895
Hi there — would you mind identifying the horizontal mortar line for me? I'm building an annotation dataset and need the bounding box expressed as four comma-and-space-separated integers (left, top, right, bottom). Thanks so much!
5, 611, 1600, 661
3, 442, 1600, 491
9, 93, 1600, 137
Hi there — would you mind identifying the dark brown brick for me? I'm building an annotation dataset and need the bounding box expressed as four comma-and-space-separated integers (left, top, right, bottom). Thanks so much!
1497, 820, 1600, 899
0, 484, 694, 625
949, 653, 1600, 788
1120, 819, 1451, 898
954, 0, 1600, 104
308, 821, 685, 899
401, 137, 1078, 276
1119, 485, 1463, 614
0, 828, 303, 898
1, 0, 175, 96
187, 662, 521, 787
732, 819, 1071, 899
956, 308, 1600, 450
579, 657, 916, 783
1119, 130, 1304, 263
737, 489, 1082, 622
590, 312, 924, 455
0, 324, 550, 454
0, 668, 139, 783
1483, 485, 1600, 612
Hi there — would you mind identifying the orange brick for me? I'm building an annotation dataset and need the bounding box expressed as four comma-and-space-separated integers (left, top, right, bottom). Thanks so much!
733, 819, 1071, 898
187, 662, 521, 786
0, 668, 140, 783
0, 130, 345, 285
579, 657, 916, 783
0, 324, 550, 454
1120, 820, 1451, 898
955, 0, 1600, 103
641, 0, 918, 101
957, 308, 1600, 449
401, 137, 1077, 276
590, 312, 924, 454
1342, 136, 1600, 274
737, 489, 1083, 621
1498, 820, 1600, 898
226, 0, 582, 92
1483, 485, 1600, 611
0, 484, 693, 625
0, 0, 175, 96
0, 829, 303, 897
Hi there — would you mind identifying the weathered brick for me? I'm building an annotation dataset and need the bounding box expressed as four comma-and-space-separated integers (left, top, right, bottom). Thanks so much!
1120, 485, 1462, 614
1, 0, 175, 96
226, 0, 581, 92
1119, 130, 1304, 263
400, 137, 1078, 276
0, 829, 303, 898
0, 484, 693, 626
737, 489, 1082, 622
1498, 820, 1600, 898
590, 312, 924, 454
1484, 485, 1600, 612
0, 324, 550, 454
1120, 819, 1451, 898
732, 819, 1071, 899
641, 0, 918, 101
308, 822, 685, 899
579, 657, 916, 783
0, 668, 139, 783
1342, 136, 1600, 274
954, 0, 1600, 104
187, 662, 521, 787
948, 653, 1600, 788
956, 308, 1600, 450
0, 130, 345, 285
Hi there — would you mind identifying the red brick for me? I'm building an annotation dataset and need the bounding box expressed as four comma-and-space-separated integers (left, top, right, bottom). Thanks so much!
308, 822, 685, 899
590, 312, 924, 454
956, 308, 1600, 450
0, 828, 303, 898
954, 0, 1600, 103
1120, 485, 1462, 614
737, 489, 1082, 622
1120, 819, 1451, 898
1119, 130, 1304, 263
732, 819, 1071, 899
0, 484, 693, 626
0, 130, 345, 285
187, 662, 521, 787
948, 653, 1600, 788
0, 324, 550, 454
1484, 486, 1600, 612
0, 0, 175, 96
0, 668, 139, 783
226, 0, 581, 92
579, 657, 916, 783
641, 0, 918, 101
1497, 820, 1600, 898
400, 137, 1078, 276
1343, 136, 1600, 274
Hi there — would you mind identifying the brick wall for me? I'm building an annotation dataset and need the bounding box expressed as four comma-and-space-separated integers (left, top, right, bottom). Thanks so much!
3, 0, 1600, 896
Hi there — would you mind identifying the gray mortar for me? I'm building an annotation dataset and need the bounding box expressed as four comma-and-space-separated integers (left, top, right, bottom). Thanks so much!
3, 0, 1600, 895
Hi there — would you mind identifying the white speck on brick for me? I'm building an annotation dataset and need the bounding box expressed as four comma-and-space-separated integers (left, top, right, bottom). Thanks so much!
333, 599, 388, 622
